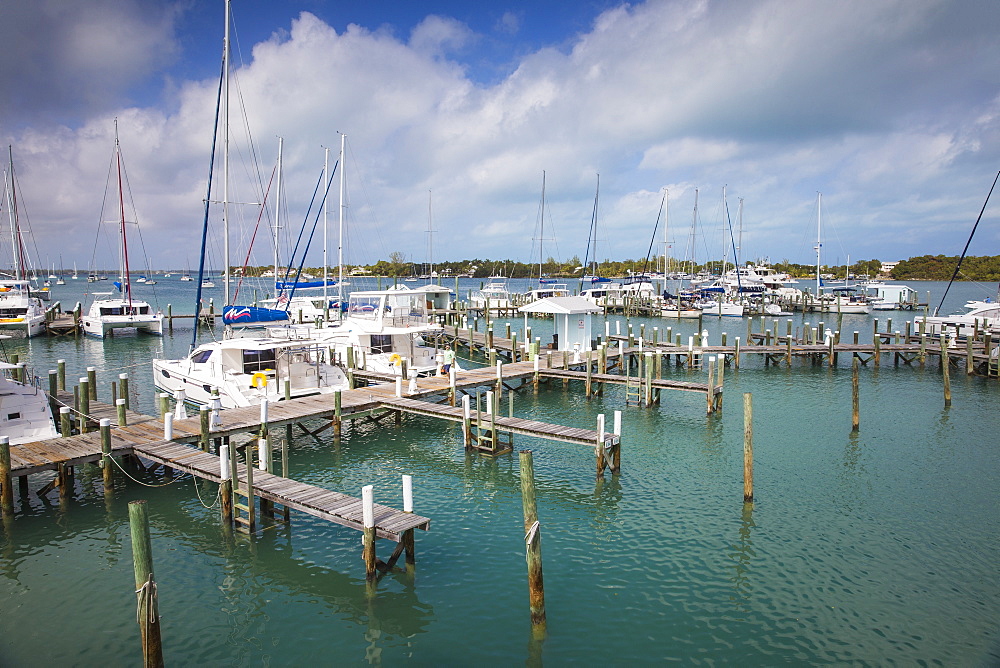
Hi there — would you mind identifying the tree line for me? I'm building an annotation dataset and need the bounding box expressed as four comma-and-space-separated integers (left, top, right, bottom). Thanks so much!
227, 254, 1000, 281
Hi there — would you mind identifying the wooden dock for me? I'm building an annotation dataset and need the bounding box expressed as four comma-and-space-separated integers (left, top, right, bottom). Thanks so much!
134, 440, 428, 542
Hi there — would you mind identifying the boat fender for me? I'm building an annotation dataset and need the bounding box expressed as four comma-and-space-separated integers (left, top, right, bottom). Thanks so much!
251, 372, 268, 388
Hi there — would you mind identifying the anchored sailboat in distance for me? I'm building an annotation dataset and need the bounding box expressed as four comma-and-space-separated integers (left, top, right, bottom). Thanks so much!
0, 148, 47, 338
82, 123, 164, 338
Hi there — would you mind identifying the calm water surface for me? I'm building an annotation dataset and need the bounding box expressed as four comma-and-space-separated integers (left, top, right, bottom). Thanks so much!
1, 279, 998, 665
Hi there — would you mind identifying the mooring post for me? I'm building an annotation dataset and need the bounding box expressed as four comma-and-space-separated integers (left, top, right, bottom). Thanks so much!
706, 356, 716, 414
117, 399, 127, 427
199, 406, 210, 451
449, 367, 457, 407
743, 393, 753, 503
613, 410, 622, 472
334, 390, 342, 437
852, 357, 860, 431
734, 337, 741, 369
100, 418, 113, 490
585, 350, 593, 396
48, 370, 58, 411
519, 450, 546, 635
0, 436, 13, 515
60, 406, 71, 437
643, 352, 653, 407
78, 377, 90, 433
402, 474, 415, 570
942, 336, 952, 407
596, 414, 607, 477
87, 367, 97, 400
462, 395, 472, 448
120, 373, 130, 410
57, 359, 66, 391
362, 485, 377, 586
128, 500, 164, 668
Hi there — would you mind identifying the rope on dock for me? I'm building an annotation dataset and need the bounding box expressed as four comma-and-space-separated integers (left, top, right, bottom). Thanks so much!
105, 453, 187, 489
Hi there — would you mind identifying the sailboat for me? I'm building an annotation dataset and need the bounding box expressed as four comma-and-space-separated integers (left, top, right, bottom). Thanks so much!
82, 124, 164, 338
55, 256, 66, 285
524, 171, 569, 301
153, 0, 347, 408
1, 148, 48, 338
809, 193, 871, 315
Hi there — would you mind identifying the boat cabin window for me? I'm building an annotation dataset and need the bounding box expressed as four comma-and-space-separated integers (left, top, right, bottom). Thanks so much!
243, 349, 276, 374
348, 296, 381, 320
191, 349, 213, 364
370, 334, 392, 354
99, 305, 150, 316
0, 308, 27, 316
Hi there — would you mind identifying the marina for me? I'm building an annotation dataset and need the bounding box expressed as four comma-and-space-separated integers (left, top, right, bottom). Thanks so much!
0, 277, 998, 664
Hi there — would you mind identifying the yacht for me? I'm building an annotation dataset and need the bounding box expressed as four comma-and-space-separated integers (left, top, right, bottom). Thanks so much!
0, 279, 46, 338
524, 282, 571, 301
471, 277, 513, 310
0, 360, 58, 444
917, 299, 1000, 339
268, 287, 450, 376
153, 336, 349, 408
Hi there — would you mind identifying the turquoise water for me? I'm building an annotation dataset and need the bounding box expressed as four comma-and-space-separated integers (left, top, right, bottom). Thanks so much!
1, 279, 998, 665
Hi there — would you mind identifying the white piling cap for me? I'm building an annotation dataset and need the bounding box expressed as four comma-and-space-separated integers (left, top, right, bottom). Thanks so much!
362, 485, 374, 528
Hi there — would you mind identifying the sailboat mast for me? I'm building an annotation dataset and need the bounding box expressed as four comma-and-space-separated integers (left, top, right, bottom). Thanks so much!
427, 190, 433, 281
689, 188, 699, 277
539, 170, 546, 282
115, 126, 133, 308
815, 192, 822, 296
222, 0, 231, 307
4, 168, 17, 282
737, 198, 744, 268
274, 137, 282, 296
323, 146, 329, 308
663, 188, 669, 275
7, 147, 21, 281
338, 133, 345, 309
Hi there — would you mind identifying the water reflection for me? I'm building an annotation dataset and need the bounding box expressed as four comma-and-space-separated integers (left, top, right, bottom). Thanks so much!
729, 502, 756, 617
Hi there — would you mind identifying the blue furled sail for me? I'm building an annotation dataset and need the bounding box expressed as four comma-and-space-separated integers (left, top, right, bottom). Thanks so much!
222, 305, 290, 325
274, 279, 337, 290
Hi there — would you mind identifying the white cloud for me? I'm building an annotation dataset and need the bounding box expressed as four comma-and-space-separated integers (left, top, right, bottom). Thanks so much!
4, 0, 1000, 271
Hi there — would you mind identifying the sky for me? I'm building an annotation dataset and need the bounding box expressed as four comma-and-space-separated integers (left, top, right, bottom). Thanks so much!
1, 0, 999, 274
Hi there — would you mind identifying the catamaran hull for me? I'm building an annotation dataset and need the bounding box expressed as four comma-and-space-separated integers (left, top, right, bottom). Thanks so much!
83, 315, 164, 338
0, 318, 46, 338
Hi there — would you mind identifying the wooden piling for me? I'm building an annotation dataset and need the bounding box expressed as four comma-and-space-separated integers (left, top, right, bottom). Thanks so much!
60, 407, 71, 437
852, 357, 860, 431
87, 367, 97, 400
100, 418, 113, 490
743, 393, 753, 504
0, 436, 13, 515
57, 359, 66, 390
128, 500, 164, 668
117, 399, 127, 427
120, 373, 130, 410
79, 378, 90, 433
942, 336, 952, 407
519, 450, 546, 633
362, 485, 377, 584
199, 406, 210, 451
